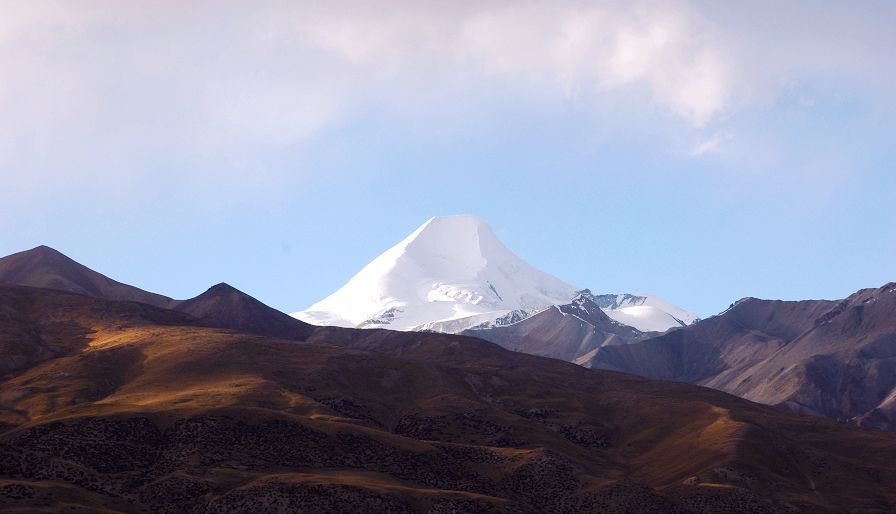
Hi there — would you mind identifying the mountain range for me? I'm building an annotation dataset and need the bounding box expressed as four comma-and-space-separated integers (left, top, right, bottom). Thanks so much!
584, 284, 896, 430
0, 231, 894, 511
0, 270, 894, 511
286, 216, 896, 433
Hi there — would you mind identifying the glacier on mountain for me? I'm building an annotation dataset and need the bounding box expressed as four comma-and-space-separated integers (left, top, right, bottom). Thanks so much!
292, 215, 698, 333
293, 215, 578, 331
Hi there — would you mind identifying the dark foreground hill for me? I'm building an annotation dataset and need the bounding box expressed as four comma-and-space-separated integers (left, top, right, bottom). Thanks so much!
1, 286, 895, 512
0, 245, 174, 307
585, 283, 896, 430
0, 245, 315, 342
173, 282, 315, 341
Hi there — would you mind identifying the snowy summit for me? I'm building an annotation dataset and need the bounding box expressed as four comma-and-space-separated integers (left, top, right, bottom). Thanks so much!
293, 215, 578, 331
293, 215, 698, 333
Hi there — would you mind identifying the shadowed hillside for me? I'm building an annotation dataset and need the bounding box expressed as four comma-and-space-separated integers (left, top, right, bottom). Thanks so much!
174, 282, 315, 341
0, 246, 315, 343
585, 283, 896, 430
1, 286, 894, 512
0, 245, 174, 307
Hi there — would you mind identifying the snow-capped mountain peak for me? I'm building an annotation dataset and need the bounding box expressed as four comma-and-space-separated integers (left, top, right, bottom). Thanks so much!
292, 215, 580, 330
293, 215, 699, 334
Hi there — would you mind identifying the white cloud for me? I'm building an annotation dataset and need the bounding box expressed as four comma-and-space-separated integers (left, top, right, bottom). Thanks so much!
0, 0, 893, 201
0, 2, 734, 150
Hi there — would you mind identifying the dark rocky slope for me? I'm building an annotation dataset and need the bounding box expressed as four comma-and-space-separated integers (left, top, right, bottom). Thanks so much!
462, 293, 645, 362
585, 283, 896, 430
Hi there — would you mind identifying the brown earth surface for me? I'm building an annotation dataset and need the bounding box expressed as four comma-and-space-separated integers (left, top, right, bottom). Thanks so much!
0, 286, 895, 512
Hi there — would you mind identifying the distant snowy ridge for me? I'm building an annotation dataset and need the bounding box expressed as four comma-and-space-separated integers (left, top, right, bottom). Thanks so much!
583, 291, 700, 332
418, 308, 542, 333
292, 215, 699, 334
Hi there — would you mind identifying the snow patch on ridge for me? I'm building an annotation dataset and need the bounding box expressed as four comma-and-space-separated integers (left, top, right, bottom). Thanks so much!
602, 305, 685, 333
580, 290, 699, 332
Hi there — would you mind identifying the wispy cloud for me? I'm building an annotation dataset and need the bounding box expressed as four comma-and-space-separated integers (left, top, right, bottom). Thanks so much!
0, 0, 894, 203
304, 2, 733, 126
691, 132, 732, 156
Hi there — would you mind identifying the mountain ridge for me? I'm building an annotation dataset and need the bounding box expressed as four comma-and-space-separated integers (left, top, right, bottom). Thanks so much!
173, 282, 315, 340
0, 245, 314, 342
0, 245, 175, 308
0, 248, 894, 510
462, 292, 646, 362
584, 282, 896, 430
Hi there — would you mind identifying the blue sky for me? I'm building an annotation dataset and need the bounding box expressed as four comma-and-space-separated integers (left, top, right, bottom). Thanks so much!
1, 1, 894, 317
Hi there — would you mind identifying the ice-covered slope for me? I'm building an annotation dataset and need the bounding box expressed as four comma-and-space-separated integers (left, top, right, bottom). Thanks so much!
587, 292, 699, 332
292, 215, 579, 331
601, 306, 679, 332
293, 215, 698, 333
